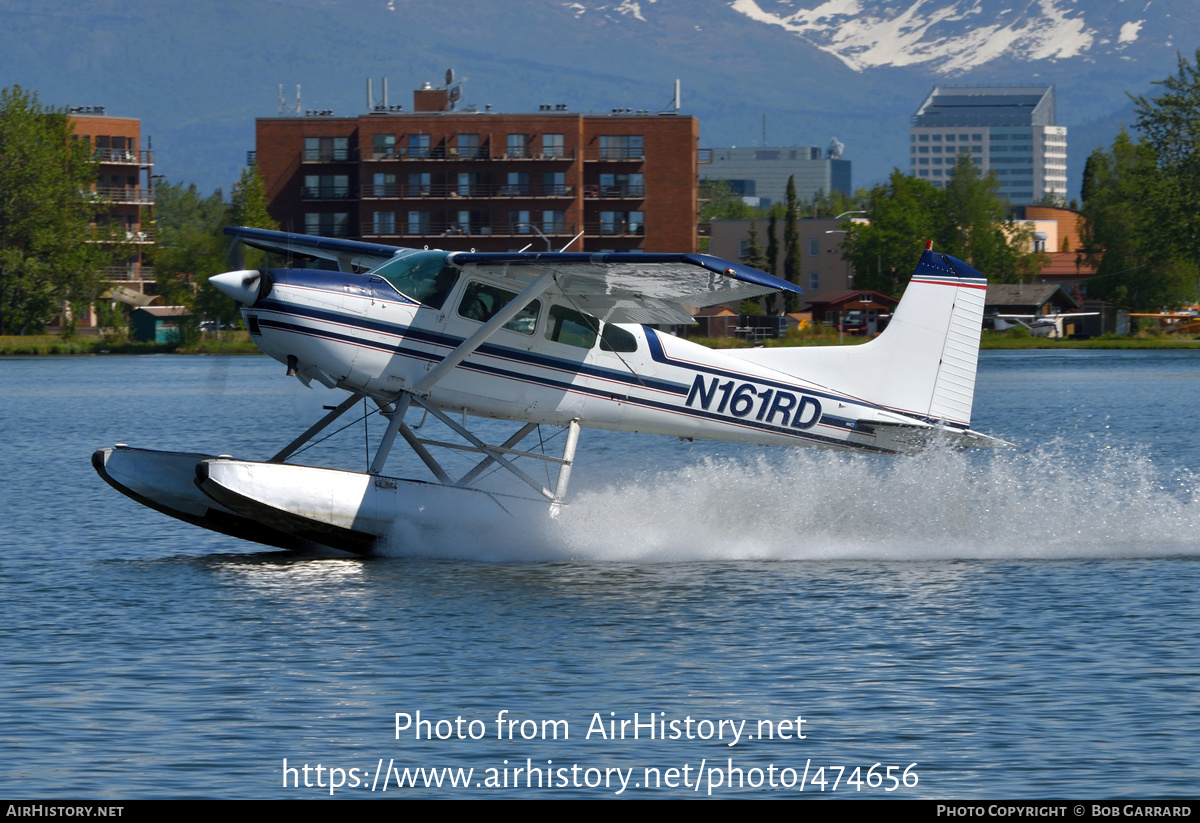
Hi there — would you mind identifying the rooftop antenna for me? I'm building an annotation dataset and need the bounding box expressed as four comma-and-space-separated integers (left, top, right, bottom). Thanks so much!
660, 79, 681, 114
367, 78, 374, 111
278, 84, 302, 116
444, 68, 466, 111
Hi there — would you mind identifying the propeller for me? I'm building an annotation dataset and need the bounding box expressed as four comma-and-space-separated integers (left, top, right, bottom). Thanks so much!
210, 269, 269, 306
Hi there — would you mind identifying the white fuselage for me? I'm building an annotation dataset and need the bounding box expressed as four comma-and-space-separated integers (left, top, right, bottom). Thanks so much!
243, 268, 935, 455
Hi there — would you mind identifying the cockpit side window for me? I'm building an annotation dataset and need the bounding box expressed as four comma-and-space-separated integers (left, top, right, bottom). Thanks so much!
600, 323, 638, 353
457, 281, 540, 335
373, 251, 460, 310
544, 304, 598, 349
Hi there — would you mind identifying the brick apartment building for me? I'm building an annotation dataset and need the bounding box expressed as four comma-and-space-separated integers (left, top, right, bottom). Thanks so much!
254, 83, 699, 254
69, 107, 155, 292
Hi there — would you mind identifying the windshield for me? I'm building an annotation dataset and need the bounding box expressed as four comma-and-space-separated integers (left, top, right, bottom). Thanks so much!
372, 250, 460, 310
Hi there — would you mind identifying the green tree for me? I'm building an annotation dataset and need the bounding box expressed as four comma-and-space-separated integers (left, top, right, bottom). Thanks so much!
765, 212, 779, 275
938, 153, 1038, 283
151, 180, 229, 336
843, 161, 1040, 296
764, 211, 780, 314
0, 86, 110, 335
699, 179, 755, 223
1130, 48, 1200, 291
228, 165, 278, 270
1081, 130, 1194, 310
782, 176, 801, 311
841, 171, 943, 295
741, 219, 767, 271
807, 188, 862, 219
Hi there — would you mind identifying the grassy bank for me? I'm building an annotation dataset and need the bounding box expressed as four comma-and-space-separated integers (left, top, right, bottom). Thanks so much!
0, 332, 262, 355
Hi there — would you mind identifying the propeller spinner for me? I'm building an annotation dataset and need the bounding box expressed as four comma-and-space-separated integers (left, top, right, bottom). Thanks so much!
210, 270, 266, 306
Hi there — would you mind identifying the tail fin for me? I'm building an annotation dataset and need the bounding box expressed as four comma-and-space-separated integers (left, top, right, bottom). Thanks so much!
726, 250, 988, 428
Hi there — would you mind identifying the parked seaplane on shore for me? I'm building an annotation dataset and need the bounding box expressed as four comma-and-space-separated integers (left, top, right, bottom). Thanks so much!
93, 227, 1009, 555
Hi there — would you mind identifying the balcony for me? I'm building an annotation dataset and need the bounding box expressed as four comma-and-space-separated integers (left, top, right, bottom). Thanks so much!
584, 184, 645, 199
360, 182, 576, 199
93, 148, 154, 166
89, 187, 154, 205
302, 148, 355, 163
102, 265, 155, 282
360, 221, 577, 239
301, 185, 357, 200
363, 146, 575, 161
586, 220, 645, 237
585, 147, 645, 162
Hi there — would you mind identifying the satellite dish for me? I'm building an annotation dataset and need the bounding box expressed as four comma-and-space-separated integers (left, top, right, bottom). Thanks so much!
445, 68, 455, 86
449, 86, 462, 104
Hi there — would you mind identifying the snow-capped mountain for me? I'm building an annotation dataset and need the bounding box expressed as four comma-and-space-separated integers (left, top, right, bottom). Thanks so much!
731, 0, 1100, 73
0, 0, 1192, 197
564, 0, 1177, 75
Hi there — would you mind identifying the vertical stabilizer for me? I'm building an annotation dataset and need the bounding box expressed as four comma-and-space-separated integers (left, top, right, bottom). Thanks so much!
725, 251, 988, 428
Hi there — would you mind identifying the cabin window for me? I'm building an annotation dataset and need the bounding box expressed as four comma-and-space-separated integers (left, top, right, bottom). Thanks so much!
545, 305, 597, 349
457, 281, 540, 335
599, 324, 637, 353
372, 251, 459, 310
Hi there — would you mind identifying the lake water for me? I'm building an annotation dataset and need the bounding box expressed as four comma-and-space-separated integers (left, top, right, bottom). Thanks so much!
1, 350, 1197, 798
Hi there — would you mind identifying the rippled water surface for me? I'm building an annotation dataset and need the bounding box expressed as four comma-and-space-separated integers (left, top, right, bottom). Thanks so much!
1, 351, 1198, 797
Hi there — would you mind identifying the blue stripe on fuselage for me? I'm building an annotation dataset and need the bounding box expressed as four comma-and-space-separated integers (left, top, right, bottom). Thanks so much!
252, 305, 897, 454
641, 329, 966, 430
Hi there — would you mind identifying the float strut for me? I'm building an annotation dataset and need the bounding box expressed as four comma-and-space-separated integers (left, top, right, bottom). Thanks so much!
369, 393, 413, 475
270, 391, 364, 463
553, 419, 581, 503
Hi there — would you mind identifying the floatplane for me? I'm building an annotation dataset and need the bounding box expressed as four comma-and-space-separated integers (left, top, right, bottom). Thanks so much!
93, 227, 1008, 555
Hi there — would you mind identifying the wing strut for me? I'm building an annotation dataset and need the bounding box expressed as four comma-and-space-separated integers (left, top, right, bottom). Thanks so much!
414, 266, 558, 396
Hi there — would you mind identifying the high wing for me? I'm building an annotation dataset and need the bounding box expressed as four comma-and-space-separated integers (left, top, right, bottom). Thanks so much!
224, 226, 802, 325
225, 226, 403, 273
447, 250, 799, 324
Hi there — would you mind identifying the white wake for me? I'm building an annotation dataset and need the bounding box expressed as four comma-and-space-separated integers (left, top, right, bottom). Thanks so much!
374, 444, 1200, 562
